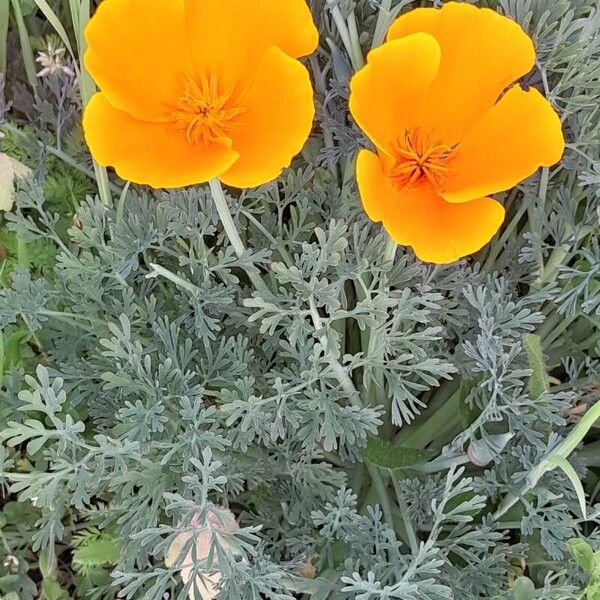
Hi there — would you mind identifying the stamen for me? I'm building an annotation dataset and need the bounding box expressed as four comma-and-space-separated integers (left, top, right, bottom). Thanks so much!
390, 129, 456, 191
170, 74, 245, 146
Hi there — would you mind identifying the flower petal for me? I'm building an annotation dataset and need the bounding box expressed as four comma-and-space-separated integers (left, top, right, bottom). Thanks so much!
356, 150, 505, 264
442, 86, 564, 203
349, 34, 441, 156
387, 2, 535, 144
219, 47, 314, 189
184, 0, 318, 88
355, 150, 399, 226
83, 93, 239, 188
84, 0, 192, 121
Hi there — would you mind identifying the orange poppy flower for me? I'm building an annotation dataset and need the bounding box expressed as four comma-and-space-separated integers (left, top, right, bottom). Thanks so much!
82, 0, 318, 189
349, 2, 565, 264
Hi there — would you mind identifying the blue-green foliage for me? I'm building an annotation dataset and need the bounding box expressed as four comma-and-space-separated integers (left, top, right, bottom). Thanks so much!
0, 0, 599, 599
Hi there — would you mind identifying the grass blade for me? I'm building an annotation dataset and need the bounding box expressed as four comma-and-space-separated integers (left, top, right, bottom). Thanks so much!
10, 0, 37, 92
547, 454, 587, 519
0, 0, 9, 75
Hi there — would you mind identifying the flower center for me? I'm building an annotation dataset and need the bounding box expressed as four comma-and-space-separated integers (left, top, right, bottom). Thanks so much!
171, 74, 244, 146
390, 130, 456, 191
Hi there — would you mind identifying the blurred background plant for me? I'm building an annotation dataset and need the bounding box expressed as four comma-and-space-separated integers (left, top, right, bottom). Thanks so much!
0, 0, 598, 599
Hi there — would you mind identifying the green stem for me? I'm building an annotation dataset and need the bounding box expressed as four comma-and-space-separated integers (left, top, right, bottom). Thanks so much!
382, 235, 397, 270
147, 263, 200, 295
208, 178, 270, 295
374, 236, 397, 436
542, 314, 574, 349
309, 297, 357, 397
0, 329, 4, 386
348, 462, 367, 496
16, 234, 27, 267
536, 310, 562, 345
372, 0, 392, 49
0, 0, 8, 75
40, 310, 106, 327
10, 0, 37, 94
21, 315, 47, 362
365, 463, 395, 529
115, 181, 131, 224
412, 454, 469, 474
533, 167, 549, 275
241, 209, 294, 266
327, 0, 363, 71
346, 9, 364, 70
481, 190, 524, 271
396, 390, 462, 447
536, 242, 572, 287
69, 0, 113, 207
391, 477, 418, 554
493, 396, 600, 521
372, 0, 413, 48
556, 396, 600, 459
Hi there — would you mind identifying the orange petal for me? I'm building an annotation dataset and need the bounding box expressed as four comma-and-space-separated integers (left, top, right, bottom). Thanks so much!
387, 2, 535, 144
349, 34, 441, 156
219, 47, 314, 189
84, 0, 192, 121
356, 150, 505, 264
83, 93, 239, 188
184, 0, 318, 89
442, 86, 564, 203
355, 150, 401, 226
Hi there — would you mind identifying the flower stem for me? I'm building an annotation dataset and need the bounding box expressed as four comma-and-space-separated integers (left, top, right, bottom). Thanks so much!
382, 234, 397, 270
346, 9, 365, 70
210, 179, 357, 398
365, 463, 395, 529
327, 0, 363, 71
372, 0, 392, 48
391, 477, 419, 554
395, 389, 462, 447
309, 297, 358, 397
368, 235, 397, 435
493, 396, 600, 521
372, 0, 413, 49
208, 178, 270, 295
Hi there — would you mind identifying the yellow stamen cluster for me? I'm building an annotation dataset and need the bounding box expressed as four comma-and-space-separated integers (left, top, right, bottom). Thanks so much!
171, 74, 245, 146
390, 129, 456, 191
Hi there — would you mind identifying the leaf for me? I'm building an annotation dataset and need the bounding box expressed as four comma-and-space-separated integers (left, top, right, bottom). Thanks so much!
546, 454, 586, 519
568, 538, 594, 573
3, 330, 32, 368
2, 500, 40, 527
556, 397, 600, 459
280, 574, 333, 597
510, 576, 535, 600
72, 537, 121, 572
42, 578, 69, 600
39, 548, 57, 579
361, 437, 433, 470
586, 579, 600, 600
523, 334, 550, 399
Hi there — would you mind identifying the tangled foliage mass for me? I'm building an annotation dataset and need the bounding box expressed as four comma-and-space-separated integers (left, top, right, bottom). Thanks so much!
0, 0, 599, 599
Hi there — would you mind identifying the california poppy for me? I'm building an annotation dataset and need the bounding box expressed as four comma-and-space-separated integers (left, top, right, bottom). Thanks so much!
350, 2, 564, 264
82, 0, 318, 189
